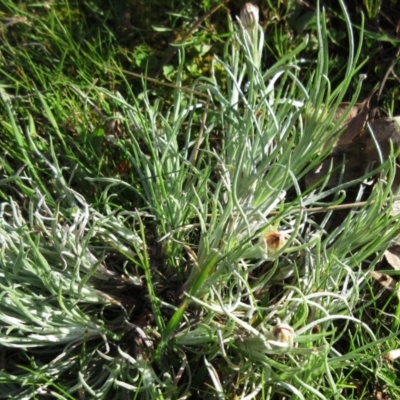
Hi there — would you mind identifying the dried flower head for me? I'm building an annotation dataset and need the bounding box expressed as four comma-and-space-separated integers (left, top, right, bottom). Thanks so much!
240, 2, 259, 30
259, 229, 287, 255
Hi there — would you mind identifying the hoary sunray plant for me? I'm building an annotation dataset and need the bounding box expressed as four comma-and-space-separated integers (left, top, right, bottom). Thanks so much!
1, 0, 400, 399
153, 0, 400, 398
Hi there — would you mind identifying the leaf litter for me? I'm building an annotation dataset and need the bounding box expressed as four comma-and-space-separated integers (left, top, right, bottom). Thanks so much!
306, 94, 400, 292
306, 94, 400, 190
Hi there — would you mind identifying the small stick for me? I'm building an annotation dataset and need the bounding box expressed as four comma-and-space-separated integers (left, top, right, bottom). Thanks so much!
200, 194, 400, 218
377, 43, 400, 101
268, 194, 400, 215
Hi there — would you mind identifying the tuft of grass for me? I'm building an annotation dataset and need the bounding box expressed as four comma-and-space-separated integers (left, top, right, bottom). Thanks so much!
1, 0, 400, 399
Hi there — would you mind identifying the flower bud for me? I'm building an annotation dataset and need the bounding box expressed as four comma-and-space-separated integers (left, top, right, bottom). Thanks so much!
271, 323, 295, 344
384, 348, 400, 361
259, 229, 287, 255
240, 3, 259, 30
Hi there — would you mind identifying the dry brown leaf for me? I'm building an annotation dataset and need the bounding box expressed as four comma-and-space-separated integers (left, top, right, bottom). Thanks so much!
369, 270, 397, 291
360, 117, 400, 191
391, 199, 400, 216
384, 245, 400, 270
306, 115, 400, 189
369, 269, 400, 311
334, 98, 371, 148
306, 97, 372, 187
363, 117, 400, 161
